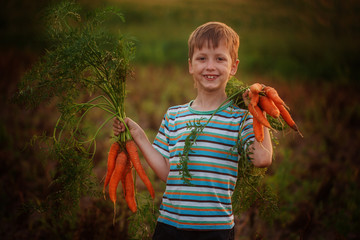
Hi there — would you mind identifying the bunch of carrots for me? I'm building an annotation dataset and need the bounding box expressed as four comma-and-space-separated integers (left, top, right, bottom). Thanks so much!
103, 138, 155, 221
245, 83, 303, 142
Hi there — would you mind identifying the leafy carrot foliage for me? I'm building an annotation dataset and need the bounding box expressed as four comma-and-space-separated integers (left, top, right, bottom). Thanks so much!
128, 193, 158, 240
13, 0, 134, 224
232, 137, 278, 221
177, 118, 205, 185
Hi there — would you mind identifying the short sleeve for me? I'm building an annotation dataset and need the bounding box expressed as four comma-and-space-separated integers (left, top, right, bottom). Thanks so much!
238, 112, 255, 151
152, 112, 170, 159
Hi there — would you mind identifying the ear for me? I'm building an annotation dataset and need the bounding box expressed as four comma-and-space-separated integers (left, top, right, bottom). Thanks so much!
188, 58, 193, 74
230, 59, 240, 76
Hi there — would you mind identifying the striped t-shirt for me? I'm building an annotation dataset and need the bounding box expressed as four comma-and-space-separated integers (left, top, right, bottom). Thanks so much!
152, 100, 254, 230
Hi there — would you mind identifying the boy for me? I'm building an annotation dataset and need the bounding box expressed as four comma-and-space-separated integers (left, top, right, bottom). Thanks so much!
113, 21, 272, 240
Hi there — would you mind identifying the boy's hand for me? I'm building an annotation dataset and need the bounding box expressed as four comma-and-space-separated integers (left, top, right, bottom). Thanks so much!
112, 118, 123, 136
242, 89, 250, 106
113, 117, 145, 140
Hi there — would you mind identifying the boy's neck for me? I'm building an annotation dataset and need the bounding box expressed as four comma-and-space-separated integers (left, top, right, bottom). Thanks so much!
191, 91, 228, 111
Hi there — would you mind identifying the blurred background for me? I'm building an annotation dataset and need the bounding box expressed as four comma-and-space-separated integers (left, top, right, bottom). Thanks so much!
1, 0, 359, 239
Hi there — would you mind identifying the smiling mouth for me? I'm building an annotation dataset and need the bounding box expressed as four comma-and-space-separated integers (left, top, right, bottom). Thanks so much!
204, 75, 218, 80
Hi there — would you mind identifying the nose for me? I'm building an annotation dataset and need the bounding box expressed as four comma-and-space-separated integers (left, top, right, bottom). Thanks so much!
206, 59, 216, 71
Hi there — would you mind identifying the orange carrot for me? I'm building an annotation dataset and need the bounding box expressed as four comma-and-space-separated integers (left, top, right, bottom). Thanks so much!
103, 142, 120, 198
249, 83, 263, 94
275, 103, 303, 137
249, 91, 259, 108
126, 140, 155, 199
248, 104, 272, 130
258, 95, 280, 118
124, 162, 137, 213
252, 115, 264, 143
120, 159, 130, 198
264, 86, 289, 109
109, 151, 128, 205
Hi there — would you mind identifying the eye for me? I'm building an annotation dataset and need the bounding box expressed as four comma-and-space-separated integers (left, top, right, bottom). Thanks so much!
217, 56, 227, 62
197, 56, 206, 61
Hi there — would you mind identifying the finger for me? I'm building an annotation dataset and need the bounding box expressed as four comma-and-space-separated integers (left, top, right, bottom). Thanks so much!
116, 124, 124, 132
242, 89, 251, 106
123, 117, 130, 125
113, 118, 121, 128
243, 89, 249, 98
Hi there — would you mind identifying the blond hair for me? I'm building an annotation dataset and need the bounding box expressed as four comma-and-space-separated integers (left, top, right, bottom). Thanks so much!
188, 22, 239, 63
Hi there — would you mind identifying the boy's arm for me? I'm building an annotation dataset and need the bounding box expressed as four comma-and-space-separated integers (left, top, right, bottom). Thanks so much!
249, 126, 273, 168
242, 90, 273, 168
113, 118, 170, 182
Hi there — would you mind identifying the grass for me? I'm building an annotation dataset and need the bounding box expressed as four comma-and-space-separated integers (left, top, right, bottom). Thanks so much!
100, 0, 360, 81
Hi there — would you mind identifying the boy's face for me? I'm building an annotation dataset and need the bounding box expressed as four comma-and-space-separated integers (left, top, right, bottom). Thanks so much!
189, 39, 239, 93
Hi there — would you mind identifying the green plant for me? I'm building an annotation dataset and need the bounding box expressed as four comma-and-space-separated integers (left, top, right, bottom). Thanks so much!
127, 193, 158, 240
13, 0, 136, 230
